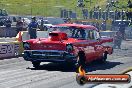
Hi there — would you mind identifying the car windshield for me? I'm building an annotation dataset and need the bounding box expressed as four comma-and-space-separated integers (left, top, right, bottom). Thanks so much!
49, 26, 86, 39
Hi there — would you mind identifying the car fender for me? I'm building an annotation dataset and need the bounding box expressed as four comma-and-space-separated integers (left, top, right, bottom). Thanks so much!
103, 46, 113, 55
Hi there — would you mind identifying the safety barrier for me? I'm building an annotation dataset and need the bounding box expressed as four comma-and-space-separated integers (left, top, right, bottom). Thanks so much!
0, 31, 49, 59
0, 42, 21, 58
10, 41, 24, 56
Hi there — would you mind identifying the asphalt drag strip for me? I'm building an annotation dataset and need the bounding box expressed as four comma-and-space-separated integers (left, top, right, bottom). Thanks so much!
0, 40, 131, 88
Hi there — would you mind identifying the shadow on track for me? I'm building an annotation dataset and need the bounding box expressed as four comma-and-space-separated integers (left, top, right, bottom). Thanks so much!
27, 61, 123, 73
28, 62, 76, 72
85, 61, 123, 72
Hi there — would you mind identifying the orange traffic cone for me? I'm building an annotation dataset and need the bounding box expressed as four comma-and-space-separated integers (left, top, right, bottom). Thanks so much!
16, 31, 22, 41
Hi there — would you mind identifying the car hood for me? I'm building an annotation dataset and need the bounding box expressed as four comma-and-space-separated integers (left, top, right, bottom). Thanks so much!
25, 38, 80, 51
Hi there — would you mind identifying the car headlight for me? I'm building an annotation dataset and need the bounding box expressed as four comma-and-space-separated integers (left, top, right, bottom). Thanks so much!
66, 44, 73, 52
23, 42, 30, 50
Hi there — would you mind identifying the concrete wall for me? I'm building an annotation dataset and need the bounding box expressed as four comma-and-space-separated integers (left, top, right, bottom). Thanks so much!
0, 42, 21, 58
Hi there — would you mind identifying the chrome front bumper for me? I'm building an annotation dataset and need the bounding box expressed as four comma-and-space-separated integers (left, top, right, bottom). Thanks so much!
23, 50, 76, 62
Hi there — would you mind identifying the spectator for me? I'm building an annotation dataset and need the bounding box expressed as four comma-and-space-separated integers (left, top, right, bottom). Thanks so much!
96, 10, 99, 19
13, 17, 17, 22
0, 17, 6, 26
68, 10, 73, 18
121, 10, 125, 20
63, 9, 68, 18
106, 10, 109, 20
60, 8, 64, 18
43, 26, 48, 31
118, 22, 126, 40
80, 29, 86, 38
95, 22, 100, 30
93, 11, 97, 19
126, 10, 129, 20
2, 9, 8, 16
102, 11, 106, 20
113, 31, 123, 49
128, 11, 131, 20
117, 11, 121, 20
16, 17, 23, 34
38, 18, 44, 31
99, 8, 102, 19
128, 21, 132, 36
4, 17, 12, 37
89, 10, 93, 19
28, 16, 38, 39
22, 18, 28, 31
101, 20, 107, 31
96, 6, 100, 10
115, 9, 118, 20
111, 20, 115, 31
82, 8, 88, 19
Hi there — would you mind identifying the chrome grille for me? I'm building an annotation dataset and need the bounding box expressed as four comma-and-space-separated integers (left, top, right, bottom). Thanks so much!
31, 50, 64, 59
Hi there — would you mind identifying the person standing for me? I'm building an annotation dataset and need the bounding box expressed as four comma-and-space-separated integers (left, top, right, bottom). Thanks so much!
115, 9, 118, 20
4, 17, 12, 37
121, 10, 125, 20
82, 8, 88, 19
126, 10, 129, 20
95, 22, 100, 30
113, 31, 123, 49
22, 18, 28, 31
101, 20, 107, 31
99, 8, 102, 19
118, 22, 126, 40
40, 18, 44, 31
16, 17, 23, 34
28, 16, 38, 39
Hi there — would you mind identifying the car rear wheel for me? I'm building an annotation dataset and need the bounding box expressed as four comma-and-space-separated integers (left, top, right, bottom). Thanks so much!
76, 52, 86, 73
32, 62, 40, 68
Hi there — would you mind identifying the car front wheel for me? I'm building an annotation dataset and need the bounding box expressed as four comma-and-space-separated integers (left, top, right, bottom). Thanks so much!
32, 62, 40, 68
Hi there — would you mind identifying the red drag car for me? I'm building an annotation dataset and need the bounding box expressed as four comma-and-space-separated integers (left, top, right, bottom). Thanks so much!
23, 23, 113, 68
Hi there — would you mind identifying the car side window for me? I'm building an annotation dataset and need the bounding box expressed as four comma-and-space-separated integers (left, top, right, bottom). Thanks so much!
94, 31, 100, 40
71, 28, 86, 39
87, 30, 95, 40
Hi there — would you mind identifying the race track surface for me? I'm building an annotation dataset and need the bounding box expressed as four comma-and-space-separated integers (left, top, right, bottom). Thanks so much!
0, 40, 132, 88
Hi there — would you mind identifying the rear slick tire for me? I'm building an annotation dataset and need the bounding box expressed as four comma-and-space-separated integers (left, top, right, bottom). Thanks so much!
100, 53, 107, 63
76, 52, 86, 73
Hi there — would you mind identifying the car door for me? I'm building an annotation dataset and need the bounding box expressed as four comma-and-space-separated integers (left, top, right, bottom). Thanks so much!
84, 30, 97, 63
93, 30, 104, 58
